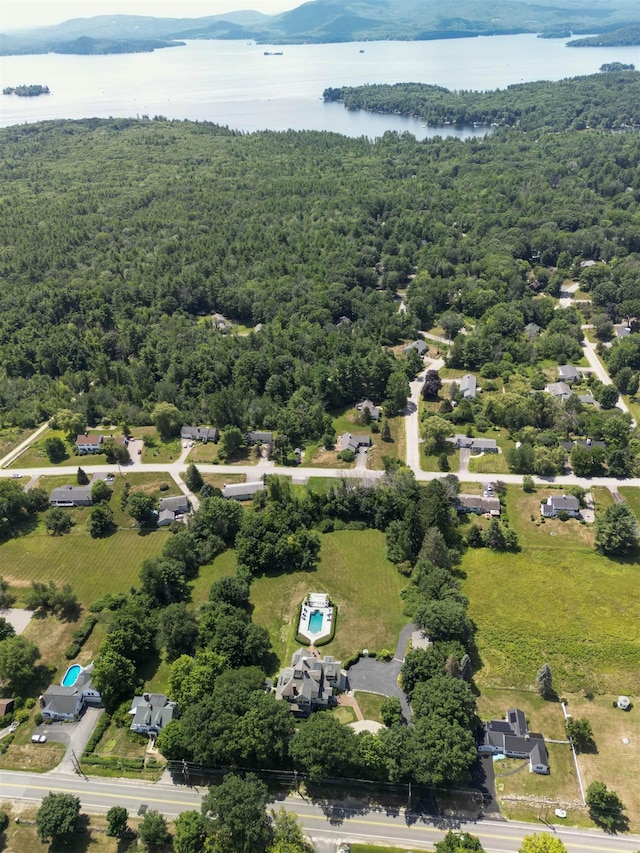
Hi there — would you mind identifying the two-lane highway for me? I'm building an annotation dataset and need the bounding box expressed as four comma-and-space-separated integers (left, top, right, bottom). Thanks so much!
1, 770, 639, 852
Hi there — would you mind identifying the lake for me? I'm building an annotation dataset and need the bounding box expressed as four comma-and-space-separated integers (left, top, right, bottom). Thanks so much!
1, 35, 638, 138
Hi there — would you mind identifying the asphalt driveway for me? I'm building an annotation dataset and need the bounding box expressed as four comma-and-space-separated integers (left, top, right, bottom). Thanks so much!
346, 622, 415, 720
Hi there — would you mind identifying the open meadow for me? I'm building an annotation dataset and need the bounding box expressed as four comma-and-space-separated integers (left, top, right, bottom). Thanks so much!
250, 529, 407, 666
463, 486, 640, 694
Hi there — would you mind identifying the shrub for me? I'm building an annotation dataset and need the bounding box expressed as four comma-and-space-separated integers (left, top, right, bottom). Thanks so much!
159, 483, 170, 491
25, 698, 35, 709
0, 811, 8, 832
83, 713, 111, 756
64, 643, 80, 660
72, 615, 97, 646
337, 449, 355, 463
34, 712, 43, 726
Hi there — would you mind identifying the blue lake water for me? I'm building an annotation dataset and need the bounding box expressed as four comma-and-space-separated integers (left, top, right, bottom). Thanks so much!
1, 35, 638, 137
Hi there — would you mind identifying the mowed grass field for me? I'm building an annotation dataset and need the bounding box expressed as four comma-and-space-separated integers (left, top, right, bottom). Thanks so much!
250, 529, 408, 666
462, 486, 640, 693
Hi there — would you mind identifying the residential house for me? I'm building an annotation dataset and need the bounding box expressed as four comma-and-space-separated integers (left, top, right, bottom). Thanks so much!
449, 435, 498, 453
75, 433, 103, 454
275, 648, 347, 716
355, 399, 381, 420
545, 381, 573, 401
578, 394, 600, 408
615, 325, 632, 339
524, 322, 541, 339
129, 693, 179, 734
540, 494, 581, 519
460, 374, 477, 401
455, 494, 501, 516
157, 494, 189, 526
40, 669, 101, 722
40, 687, 84, 722
212, 313, 232, 331
402, 340, 428, 356
340, 433, 372, 454
247, 431, 273, 446
49, 485, 93, 507
557, 365, 580, 383
222, 481, 266, 501
0, 698, 15, 717
479, 708, 549, 774
180, 425, 218, 443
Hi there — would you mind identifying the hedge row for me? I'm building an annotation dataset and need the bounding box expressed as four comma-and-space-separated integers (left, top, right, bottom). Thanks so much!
65, 614, 99, 659
293, 603, 338, 648
83, 713, 111, 756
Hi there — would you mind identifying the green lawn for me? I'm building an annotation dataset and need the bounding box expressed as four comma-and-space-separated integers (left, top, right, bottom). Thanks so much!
367, 416, 405, 470
463, 543, 640, 693
618, 486, 640, 521
0, 521, 169, 608
355, 691, 387, 724
8, 427, 73, 468
134, 426, 182, 463
250, 529, 408, 667
467, 450, 509, 474
0, 425, 32, 459
504, 487, 594, 550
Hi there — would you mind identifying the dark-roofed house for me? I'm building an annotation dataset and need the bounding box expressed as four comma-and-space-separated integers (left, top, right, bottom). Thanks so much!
479, 708, 549, 774
540, 494, 581, 519
180, 426, 218, 443
247, 431, 273, 445
129, 693, 179, 734
558, 365, 580, 383
460, 374, 477, 401
456, 494, 501, 516
449, 435, 498, 453
578, 394, 600, 408
402, 340, 428, 356
545, 381, 572, 401
157, 495, 189, 527
222, 481, 266, 501
49, 485, 93, 507
0, 698, 15, 717
275, 648, 347, 716
41, 687, 84, 722
340, 433, 372, 454
355, 399, 381, 420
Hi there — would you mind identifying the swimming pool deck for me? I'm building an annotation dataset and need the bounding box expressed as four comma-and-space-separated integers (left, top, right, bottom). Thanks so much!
297, 598, 334, 644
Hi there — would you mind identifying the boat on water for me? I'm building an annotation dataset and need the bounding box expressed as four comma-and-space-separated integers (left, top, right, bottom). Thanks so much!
264, 51, 284, 56
360, 49, 365, 53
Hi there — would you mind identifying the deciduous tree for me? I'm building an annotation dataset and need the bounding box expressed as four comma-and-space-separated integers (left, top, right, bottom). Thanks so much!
35, 793, 80, 844
519, 834, 567, 852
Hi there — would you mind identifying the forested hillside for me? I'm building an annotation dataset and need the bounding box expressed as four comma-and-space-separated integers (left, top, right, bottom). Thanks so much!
0, 99, 639, 434
324, 70, 640, 131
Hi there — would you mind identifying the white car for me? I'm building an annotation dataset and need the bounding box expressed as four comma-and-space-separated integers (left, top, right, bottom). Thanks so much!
11, 473, 21, 479
31, 734, 47, 744
183, 442, 188, 448
554, 808, 567, 819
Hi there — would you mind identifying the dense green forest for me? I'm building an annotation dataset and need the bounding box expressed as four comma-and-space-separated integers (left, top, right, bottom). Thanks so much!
323, 70, 640, 131
0, 84, 639, 434
567, 23, 640, 46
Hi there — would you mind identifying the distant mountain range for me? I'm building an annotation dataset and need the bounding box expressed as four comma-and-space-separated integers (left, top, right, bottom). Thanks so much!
2, 0, 638, 55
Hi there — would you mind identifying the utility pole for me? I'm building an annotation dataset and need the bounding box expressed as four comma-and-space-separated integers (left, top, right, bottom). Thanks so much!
70, 749, 88, 781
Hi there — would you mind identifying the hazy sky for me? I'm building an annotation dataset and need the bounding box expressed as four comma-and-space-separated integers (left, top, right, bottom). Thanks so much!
2, 0, 301, 31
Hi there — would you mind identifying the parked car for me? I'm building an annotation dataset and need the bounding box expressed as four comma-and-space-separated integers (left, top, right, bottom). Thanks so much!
31, 734, 47, 744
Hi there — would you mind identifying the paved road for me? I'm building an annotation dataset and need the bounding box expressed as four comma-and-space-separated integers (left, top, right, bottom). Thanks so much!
0, 422, 49, 468
0, 770, 639, 852
581, 335, 633, 422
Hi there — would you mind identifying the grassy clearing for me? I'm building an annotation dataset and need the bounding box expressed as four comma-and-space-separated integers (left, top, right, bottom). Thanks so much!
1, 521, 168, 609
355, 692, 386, 724
200, 472, 246, 490
328, 706, 357, 724
8, 428, 73, 468
589, 486, 614, 511
463, 541, 640, 692
188, 441, 258, 465
133, 426, 182, 463
566, 694, 640, 830
496, 743, 580, 814
250, 529, 407, 667
367, 416, 405, 470
190, 549, 237, 605
0, 741, 65, 773
422, 445, 458, 473
467, 451, 509, 474
618, 486, 640, 521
